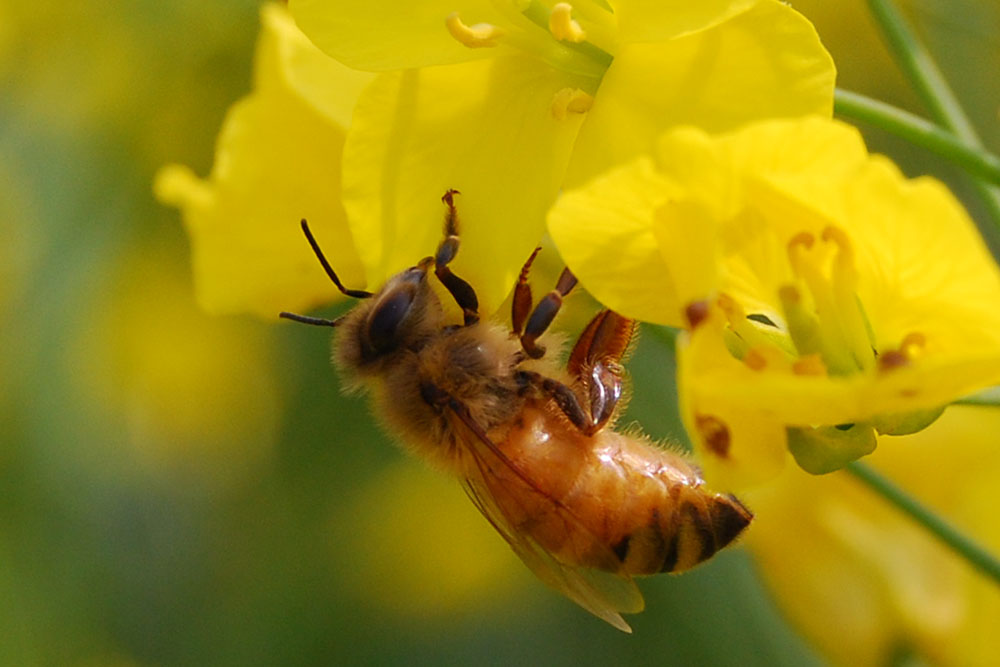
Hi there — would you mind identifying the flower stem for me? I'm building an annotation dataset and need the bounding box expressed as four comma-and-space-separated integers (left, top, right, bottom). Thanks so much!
866, 0, 1000, 245
834, 89, 1000, 186
845, 461, 1000, 586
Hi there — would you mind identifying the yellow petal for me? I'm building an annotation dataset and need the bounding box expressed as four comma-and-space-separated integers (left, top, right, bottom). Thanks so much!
547, 157, 683, 326
677, 315, 788, 490
649, 197, 723, 313
844, 157, 1000, 356
290, 0, 511, 71
342, 55, 587, 314
566, 0, 835, 186
746, 406, 1000, 665
687, 348, 1000, 427
614, 0, 757, 43
155, 5, 371, 318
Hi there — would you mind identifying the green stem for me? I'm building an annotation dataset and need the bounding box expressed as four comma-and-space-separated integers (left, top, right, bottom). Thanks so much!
866, 0, 1000, 244
846, 462, 1000, 586
834, 89, 1000, 186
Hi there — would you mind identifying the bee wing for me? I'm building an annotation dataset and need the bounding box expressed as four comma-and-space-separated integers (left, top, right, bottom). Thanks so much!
448, 402, 644, 633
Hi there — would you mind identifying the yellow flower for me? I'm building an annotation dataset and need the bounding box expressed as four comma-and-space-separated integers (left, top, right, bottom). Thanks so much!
746, 406, 1000, 667
155, 4, 373, 317
69, 246, 282, 486
549, 116, 1000, 487
289, 0, 835, 312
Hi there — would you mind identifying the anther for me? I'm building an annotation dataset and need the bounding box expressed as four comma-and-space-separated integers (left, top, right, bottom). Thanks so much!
743, 349, 768, 371
786, 232, 819, 283
822, 226, 855, 267
792, 354, 826, 376
446, 12, 505, 48
716, 293, 745, 327
900, 332, 926, 358
551, 87, 594, 120
549, 3, 586, 42
777, 284, 801, 307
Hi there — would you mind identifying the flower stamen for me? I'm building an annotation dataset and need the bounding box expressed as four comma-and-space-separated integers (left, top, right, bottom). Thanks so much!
823, 226, 874, 372
792, 354, 827, 376
782, 228, 876, 375
900, 332, 927, 358
446, 12, 506, 49
549, 3, 587, 43
550, 87, 594, 120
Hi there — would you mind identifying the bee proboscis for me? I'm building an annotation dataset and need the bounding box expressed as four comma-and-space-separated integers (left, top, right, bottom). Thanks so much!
280, 190, 752, 632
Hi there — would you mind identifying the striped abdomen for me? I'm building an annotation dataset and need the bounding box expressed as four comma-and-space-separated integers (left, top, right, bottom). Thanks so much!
492, 406, 753, 575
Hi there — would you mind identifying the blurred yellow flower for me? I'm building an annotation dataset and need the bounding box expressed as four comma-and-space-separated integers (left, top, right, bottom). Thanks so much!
70, 247, 282, 484
288, 0, 835, 312
549, 117, 1000, 487
746, 405, 1000, 666
156, 4, 372, 318
331, 461, 526, 621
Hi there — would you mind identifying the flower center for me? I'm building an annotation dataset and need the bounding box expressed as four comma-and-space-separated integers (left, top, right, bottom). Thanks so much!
717, 225, 925, 379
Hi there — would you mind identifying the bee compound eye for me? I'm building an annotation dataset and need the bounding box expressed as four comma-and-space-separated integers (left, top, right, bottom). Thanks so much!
365, 288, 417, 354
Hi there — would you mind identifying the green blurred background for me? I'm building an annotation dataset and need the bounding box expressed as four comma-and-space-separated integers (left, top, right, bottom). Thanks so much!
1, 1, 997, 664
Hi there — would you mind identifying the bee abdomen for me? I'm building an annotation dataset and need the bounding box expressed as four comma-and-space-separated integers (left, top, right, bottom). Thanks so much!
615, 493, 753, 575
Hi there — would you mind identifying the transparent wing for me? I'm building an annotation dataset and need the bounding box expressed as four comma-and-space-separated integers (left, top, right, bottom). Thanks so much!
448, 402, 644, 632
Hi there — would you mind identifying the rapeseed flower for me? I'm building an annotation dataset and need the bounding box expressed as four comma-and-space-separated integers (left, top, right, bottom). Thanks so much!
156, 5, 372, 317
747, 406, 1000, 666
549, 117, 1000, 487
288, 0, 834, 311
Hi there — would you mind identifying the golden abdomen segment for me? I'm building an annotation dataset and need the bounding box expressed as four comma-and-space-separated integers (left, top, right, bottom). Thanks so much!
492, 406, 753, 576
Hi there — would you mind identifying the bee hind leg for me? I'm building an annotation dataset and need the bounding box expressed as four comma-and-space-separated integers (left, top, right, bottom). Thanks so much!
568, 311, 638, 432
435, 189, 480, 326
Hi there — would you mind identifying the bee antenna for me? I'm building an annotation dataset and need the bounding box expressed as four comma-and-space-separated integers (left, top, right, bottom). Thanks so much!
279, 311, 344, 327
299, 219, 373, 299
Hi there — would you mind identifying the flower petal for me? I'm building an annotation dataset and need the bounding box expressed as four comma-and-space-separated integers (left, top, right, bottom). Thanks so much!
566, 0, 835, 186
547, 157, 682, 326
746, 406, 1000, 665
677, 314, 788, 490
342, 55, 587, 313
290, 0, 511, 71
613, 0, 757, 44
155, 4, 370, 318
842, 157, 1000, 356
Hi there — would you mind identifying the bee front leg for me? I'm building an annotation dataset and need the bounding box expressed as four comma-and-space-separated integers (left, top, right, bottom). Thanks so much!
567, 311, 638, 432
435, 189, 480, 326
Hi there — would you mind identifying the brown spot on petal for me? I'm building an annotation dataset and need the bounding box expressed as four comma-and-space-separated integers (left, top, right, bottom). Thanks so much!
695, 415, 730, 458
792, 354, 826, 376
878, 349, 909, 372
743, 349, 767, 371
685, 300, 710, 329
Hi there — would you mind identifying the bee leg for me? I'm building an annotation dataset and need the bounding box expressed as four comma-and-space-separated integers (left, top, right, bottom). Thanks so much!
515, 370, 597, 436
436, 189, 480, 326
568, 311, 638, 432
511, 246, 542, 336
518, 267, 578, 359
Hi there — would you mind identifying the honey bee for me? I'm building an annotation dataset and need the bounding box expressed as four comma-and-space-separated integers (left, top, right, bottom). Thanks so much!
280, 190, 752, 632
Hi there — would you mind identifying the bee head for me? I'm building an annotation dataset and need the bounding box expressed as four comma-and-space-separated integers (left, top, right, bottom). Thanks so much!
334, 258, 444, 375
